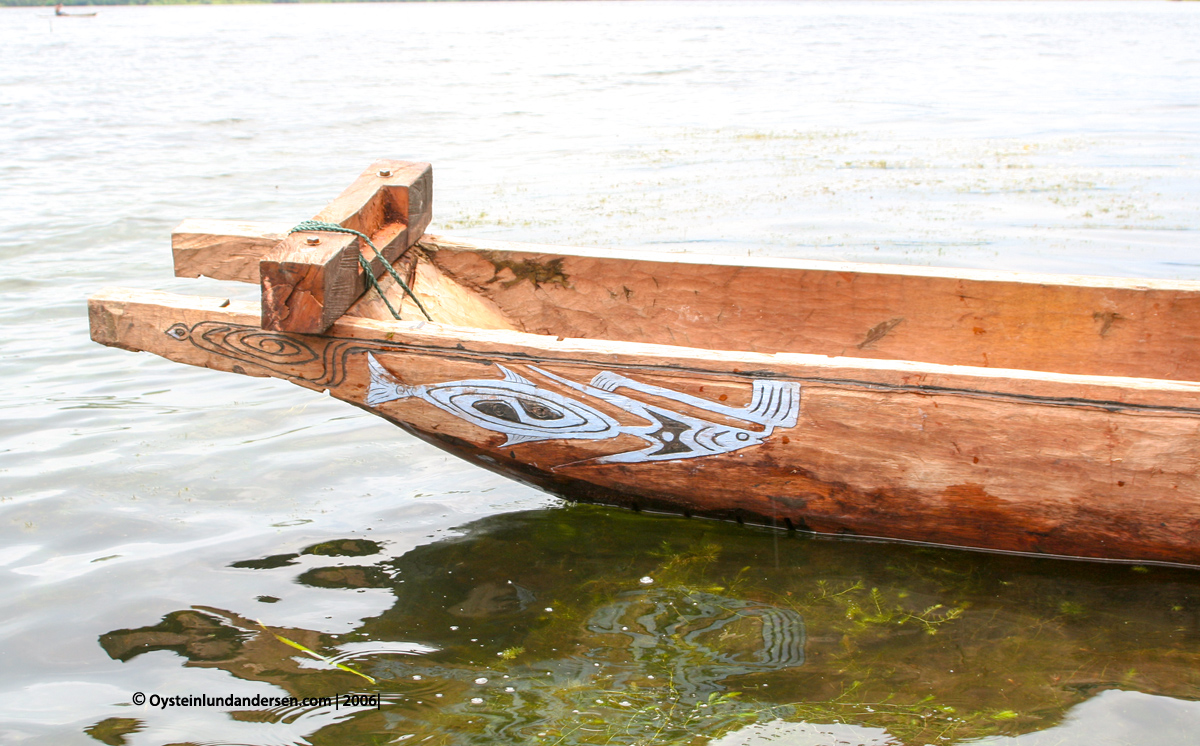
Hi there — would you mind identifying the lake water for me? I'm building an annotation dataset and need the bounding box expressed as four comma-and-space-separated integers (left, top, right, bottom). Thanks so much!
1, 1, 1199, 744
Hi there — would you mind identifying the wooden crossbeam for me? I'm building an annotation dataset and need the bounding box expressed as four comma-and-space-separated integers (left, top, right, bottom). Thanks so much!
263, 160, 432, 333
172, 219, 291, 283
169, 159, 432, 333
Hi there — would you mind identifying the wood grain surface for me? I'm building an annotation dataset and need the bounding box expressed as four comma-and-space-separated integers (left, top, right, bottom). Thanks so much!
89, 282, 1200, 567
171, 219, 291, 283
257, 160, 433, 334
422, 236, 1200, 383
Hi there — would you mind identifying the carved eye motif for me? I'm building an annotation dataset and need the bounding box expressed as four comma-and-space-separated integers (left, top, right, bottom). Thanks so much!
518, 399, 564, 421
473, 400, 521, 423
165, 323, 189, 341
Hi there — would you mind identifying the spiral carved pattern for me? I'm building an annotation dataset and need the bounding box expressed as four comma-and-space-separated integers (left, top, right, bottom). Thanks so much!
165, 321, 363, 387
193, 323, 319, 366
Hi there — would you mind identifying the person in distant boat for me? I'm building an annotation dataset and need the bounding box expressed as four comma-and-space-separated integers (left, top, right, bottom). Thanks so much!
55, 4, 65, 15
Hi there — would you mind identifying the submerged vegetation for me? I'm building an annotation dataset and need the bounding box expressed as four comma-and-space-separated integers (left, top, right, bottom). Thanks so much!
94, 505, 1200, 745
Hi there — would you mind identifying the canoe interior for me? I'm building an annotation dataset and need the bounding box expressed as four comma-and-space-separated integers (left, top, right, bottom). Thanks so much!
382, 236, 1200, 384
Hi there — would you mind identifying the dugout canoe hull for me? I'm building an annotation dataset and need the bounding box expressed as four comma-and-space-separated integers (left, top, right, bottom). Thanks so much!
89, 235, 1200, 566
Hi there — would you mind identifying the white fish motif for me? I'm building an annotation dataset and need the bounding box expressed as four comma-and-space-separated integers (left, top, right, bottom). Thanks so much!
530, 368, 798, 464
365, 354, 800, 464
366, 354, 620, 446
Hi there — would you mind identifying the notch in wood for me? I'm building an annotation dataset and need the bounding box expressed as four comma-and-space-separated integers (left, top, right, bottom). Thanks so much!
260, 159, 432, 333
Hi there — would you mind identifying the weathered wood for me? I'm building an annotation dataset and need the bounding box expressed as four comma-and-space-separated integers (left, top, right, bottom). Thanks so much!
89, 286, 1200, 567
343, 249, 518, 331
170, 222, 514, 328
259, 231, 364, 333
422, 235, 1200, 383
166, 161, 433, 312
314, 159, 432, 240
88, 160, 1200, 567
260, 160, 433, 334
171, 219, 292, 283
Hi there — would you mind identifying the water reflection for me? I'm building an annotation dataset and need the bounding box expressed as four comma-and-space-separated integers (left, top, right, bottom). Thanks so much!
96, 506, 1200, 745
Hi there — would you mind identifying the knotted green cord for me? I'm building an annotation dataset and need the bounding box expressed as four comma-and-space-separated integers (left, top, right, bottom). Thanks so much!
289, 220, 433, 322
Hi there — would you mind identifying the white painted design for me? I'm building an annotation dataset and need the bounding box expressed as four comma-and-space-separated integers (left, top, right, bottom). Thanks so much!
365, 354, 799, 464
366, 355, 619, 447
529, 367, 798, 464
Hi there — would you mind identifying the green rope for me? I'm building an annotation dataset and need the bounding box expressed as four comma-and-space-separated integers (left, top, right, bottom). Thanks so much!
289, 220, 433, 322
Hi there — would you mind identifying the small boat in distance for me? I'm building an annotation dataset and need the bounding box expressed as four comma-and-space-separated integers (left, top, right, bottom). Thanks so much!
89, 160, 1200, 568
54, 4, 97, 16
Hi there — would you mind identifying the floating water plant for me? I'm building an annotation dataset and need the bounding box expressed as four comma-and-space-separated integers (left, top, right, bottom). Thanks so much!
257, 620, 377, 685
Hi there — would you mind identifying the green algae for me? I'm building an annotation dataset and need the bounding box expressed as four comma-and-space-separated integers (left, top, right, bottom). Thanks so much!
84, 718, 142, 746
96, 506, 1200, 745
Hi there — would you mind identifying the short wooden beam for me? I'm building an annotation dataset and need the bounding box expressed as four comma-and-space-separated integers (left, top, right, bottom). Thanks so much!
259, 231, 364, 332
172, 219, 291, 283
166, 160, 433, 332
260, 159, 433, 333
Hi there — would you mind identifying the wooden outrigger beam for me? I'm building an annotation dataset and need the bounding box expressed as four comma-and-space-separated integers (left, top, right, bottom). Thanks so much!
171, 159, 432, 334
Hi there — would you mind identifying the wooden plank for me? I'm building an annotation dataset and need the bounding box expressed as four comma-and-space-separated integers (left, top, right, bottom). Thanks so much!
169, 220, 516, 329
172, 219, 292, 283
89, 287, 1200, 566
164, 161, 434, 329
260, 160, 433, 334
343, 250, 518, 331
422, 234, 1200, 383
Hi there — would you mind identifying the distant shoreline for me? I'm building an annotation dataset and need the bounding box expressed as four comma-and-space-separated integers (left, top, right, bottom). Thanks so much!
6, 0, 1193, 7
4, 0, 625, 7
9, 0, 473, 6
7, 0, 524, 7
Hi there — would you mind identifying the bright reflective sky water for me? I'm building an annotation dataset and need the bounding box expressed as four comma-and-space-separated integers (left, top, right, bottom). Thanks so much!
1, 2, 1199, 744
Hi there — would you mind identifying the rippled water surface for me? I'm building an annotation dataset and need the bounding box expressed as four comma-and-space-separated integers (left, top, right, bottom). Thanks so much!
1, 2, 1199, 744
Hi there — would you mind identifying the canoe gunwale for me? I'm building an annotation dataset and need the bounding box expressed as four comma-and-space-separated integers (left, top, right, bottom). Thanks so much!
422, 234, 1200, 385
89, 286, 1200, 413
422, 234, 1200, 294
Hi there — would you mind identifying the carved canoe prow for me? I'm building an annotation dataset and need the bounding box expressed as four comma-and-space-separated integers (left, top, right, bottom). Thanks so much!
90, 160, 1200, 567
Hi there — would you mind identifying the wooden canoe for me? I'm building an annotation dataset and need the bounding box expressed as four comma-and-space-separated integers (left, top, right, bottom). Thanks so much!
89, 160, 1200, 567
